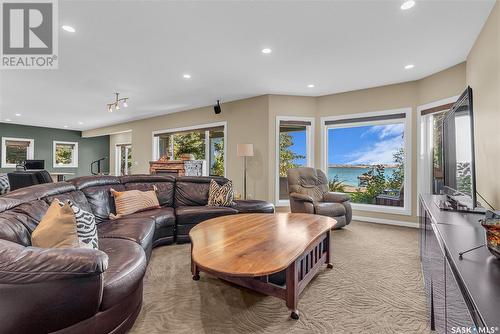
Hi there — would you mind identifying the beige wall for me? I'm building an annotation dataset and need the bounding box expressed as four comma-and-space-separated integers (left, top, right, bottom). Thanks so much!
84, 64, 468, 225
85, 96, 270, 200
466, 1, 500, 209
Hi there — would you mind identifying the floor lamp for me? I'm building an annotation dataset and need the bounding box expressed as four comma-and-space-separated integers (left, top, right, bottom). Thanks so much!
237, 143, 254, 200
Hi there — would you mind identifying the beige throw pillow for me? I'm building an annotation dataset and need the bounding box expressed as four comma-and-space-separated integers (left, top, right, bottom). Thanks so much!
31, 199, 79, 249
109, 187, 160, 219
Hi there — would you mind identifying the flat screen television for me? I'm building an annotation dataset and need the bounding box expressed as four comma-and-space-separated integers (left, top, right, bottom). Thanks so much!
442, 86, 478, 210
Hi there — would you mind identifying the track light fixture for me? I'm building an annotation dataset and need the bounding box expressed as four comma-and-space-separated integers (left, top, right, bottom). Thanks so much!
214, 100, 221, 114
107, 92, 129, 113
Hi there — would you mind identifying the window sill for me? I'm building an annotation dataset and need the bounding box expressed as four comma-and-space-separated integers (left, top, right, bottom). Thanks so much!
351, 202, 412, 216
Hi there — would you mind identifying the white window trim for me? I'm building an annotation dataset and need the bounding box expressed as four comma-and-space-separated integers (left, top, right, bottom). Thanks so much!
1, 137, 35, 168
115, 142, 132, 176
416, 96, 459, 216
275, 116, 315, 206
320, 108, 412, 216
151, 121, 228, 177
53, 141, 79, 168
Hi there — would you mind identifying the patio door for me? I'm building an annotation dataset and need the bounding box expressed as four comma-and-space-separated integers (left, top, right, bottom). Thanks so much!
116, 144, 132, 176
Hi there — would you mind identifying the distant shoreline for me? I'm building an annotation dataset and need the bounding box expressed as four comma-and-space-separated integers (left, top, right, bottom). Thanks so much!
329, 164, 398, 169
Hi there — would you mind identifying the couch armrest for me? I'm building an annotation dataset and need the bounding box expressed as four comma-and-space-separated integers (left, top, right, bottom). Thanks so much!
0, 240, 108, 333
289, 192, 314, 203
323, 192, 350, 203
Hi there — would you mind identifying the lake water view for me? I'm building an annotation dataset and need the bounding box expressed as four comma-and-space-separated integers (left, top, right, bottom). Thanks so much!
328, 166, 397, 187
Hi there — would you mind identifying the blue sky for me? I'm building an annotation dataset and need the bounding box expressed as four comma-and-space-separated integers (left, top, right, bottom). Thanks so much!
330, 123, 404, 165
286, 123, 404, 166
288, 131, 307, 165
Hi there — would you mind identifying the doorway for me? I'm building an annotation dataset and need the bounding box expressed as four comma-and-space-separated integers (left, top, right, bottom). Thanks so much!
115, 144, 132, 176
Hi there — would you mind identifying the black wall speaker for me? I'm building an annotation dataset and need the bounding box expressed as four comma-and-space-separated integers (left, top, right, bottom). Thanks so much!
214, 100, 221, 114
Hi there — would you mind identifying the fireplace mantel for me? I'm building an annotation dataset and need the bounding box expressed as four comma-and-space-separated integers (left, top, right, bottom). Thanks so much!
149, 159, 204, 176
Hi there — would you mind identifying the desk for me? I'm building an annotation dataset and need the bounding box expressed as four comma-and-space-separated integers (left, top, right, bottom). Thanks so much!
50, 172, 75, 182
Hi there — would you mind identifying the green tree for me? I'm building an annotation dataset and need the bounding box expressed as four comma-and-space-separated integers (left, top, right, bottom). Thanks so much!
328, 176, 346, 192
457, 162, 472, 194
387, 147, 404, 191
350, 165, 386, 204
56, 145, 73, 164
173, 132, 205, 159
279, 133, 305, 177
211, 140, 224, 176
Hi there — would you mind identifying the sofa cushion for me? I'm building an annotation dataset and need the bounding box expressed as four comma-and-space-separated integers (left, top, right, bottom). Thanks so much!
44, 190, 92, 213
97, 217, 155, 255
0, 211, 32, 246
175, 205, 238, 225
121, 175, 175, 207
174, 176, 230, 207
124, 207, 176, 246
98, 238, 147, 310
10, 200, 50, 231
231, 200, 275, 213
81, 184, 125, 223
314, 202, 346, 217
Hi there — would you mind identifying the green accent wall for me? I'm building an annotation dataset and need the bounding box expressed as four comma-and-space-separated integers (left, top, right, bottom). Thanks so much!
0, 122, 109, 178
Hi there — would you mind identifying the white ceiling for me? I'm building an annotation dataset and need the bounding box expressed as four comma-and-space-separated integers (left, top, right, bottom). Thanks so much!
0, 0, 495, 131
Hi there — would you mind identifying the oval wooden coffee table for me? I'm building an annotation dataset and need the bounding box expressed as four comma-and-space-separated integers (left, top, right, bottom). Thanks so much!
189, 213, 337, 319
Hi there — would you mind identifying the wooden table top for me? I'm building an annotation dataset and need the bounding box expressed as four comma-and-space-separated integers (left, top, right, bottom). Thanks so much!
189, 213, 337, 277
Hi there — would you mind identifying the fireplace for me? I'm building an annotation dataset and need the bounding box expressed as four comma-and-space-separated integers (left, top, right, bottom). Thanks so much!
149, 158, 205, 176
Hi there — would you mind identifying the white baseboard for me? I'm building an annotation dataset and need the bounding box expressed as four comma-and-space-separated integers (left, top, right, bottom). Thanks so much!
352, 215, 418, 228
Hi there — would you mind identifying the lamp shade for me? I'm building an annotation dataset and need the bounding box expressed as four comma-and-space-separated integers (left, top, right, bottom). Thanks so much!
237, 143, 254, 157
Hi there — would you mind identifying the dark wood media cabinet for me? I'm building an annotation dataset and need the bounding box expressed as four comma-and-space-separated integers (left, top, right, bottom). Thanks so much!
419, 194, 500, 333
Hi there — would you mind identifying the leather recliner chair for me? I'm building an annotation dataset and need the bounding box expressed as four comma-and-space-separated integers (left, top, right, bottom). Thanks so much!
287, 167, 352, 228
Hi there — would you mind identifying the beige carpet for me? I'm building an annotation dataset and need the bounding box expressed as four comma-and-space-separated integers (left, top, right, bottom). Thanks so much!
130, 221, 431, 334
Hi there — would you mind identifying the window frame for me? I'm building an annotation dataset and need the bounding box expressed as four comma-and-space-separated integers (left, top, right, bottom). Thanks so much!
53, 140, 79, 168
275, 116, 315, 206
320, 108, 412, 216
151, 121, 227, 177
1, 137, 35, 168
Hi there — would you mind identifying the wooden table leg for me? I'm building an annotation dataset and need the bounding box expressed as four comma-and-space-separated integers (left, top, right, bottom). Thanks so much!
191, 244, 200, 280
326, 230, 333, 269
286, 260, 299, 319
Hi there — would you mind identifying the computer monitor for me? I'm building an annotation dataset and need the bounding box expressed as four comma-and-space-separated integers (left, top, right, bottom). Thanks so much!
24, 160, 45, 170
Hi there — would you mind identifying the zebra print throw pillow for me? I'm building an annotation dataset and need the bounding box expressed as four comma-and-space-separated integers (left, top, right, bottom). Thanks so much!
207, 179, 234, 207
58, 200, 98, 250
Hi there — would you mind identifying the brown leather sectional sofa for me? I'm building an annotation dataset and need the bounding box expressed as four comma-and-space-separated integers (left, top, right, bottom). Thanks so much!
0, 175, 274, 334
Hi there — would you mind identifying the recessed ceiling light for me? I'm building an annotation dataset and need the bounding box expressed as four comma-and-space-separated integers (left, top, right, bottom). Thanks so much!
400, 0, 415, 10
78, 121, 84, 125
261, 48, 272, 54
63, 125, 68, 128
4, 118, 11, 122
15, 113, 21, 116
62, 25, 76, 33
183, 74, 191, 79
307, 84, 315, 88
404, 64, 415, 69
